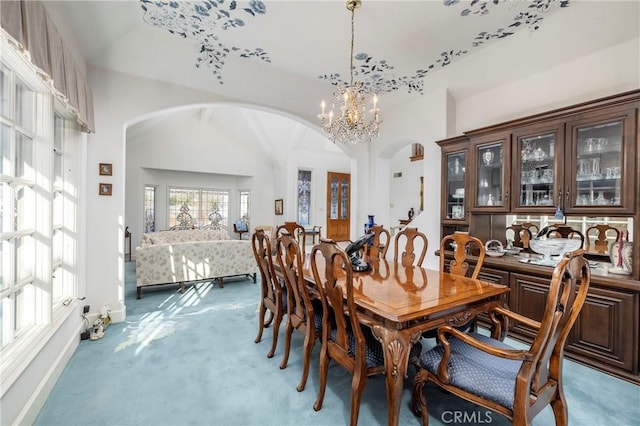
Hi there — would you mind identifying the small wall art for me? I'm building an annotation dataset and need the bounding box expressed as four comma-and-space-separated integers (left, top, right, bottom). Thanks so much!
99, 163, 113, 176
274, 199, 283, 215
99, 183, 113, 196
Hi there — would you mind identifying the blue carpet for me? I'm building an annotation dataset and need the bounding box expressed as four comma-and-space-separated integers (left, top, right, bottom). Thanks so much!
33, 262, 639, 425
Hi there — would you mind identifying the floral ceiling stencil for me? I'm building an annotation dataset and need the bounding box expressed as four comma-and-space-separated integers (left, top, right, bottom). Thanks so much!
140, 0, 269, 84
320, 0, 571, 95
140, 0, 570, 92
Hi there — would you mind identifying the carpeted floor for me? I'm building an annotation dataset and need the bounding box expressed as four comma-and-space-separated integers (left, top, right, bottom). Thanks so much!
34, 261, 639, 425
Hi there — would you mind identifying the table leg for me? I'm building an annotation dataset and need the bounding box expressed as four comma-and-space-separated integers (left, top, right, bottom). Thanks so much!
371, 325, 422, 426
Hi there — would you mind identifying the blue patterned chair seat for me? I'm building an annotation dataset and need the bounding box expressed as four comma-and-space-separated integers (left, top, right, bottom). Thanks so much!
419, 332, 523, 410
330, 326, 385, 368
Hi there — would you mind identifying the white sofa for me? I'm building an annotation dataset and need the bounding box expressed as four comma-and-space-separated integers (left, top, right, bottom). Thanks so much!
135, 229, 257, 299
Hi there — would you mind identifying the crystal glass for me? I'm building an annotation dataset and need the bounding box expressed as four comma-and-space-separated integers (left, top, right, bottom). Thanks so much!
529, 238, 582, 266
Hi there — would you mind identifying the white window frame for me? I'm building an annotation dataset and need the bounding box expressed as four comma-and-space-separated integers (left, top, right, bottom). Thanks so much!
0, 36, 81, 390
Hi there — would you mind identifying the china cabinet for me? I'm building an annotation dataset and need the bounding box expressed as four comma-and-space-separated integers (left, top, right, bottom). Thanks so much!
436, 89, 640, 385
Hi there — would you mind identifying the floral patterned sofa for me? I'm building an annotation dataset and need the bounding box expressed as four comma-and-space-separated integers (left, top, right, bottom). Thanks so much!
135, 229, 257, 299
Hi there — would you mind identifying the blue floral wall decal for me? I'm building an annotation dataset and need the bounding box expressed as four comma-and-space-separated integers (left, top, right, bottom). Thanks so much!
139, 0, 570, 93
140, 0, 270, 84
319, 0, 571, 95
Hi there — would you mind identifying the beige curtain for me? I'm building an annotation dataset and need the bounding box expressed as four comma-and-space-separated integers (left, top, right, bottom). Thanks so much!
0, 0, 95, 132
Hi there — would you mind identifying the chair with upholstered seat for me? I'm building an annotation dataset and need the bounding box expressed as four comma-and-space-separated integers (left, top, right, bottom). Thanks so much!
585, 224, 620, 254
310, 239, 385, 426
251, 229, 286, 358
276, 221, 307, 254
275, 232, 323, 392
412, 249, 591, 426
367, 224, 390, 259
393, 227, 428, 267
439, 232, 486, 279
420, 232, 487, 339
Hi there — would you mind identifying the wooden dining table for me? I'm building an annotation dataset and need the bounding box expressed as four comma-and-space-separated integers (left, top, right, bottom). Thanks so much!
300, 254, 510, 426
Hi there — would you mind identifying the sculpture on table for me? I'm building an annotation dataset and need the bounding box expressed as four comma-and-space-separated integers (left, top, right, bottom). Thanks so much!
408, 207, 414, 221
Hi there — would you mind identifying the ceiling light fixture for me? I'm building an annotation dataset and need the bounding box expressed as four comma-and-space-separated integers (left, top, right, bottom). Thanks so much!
317, 0, 380, 144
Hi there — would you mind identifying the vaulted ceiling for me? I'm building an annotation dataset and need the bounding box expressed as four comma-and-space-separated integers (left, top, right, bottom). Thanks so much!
46, 1, 639, 155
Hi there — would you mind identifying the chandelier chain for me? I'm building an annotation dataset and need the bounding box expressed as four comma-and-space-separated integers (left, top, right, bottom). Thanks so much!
317, 0, 380, 144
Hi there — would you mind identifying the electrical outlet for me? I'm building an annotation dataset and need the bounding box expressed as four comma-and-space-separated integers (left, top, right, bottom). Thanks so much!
83, 305, 90, 314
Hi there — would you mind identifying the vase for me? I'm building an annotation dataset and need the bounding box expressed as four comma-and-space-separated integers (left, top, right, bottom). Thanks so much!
609, 241, 633, 275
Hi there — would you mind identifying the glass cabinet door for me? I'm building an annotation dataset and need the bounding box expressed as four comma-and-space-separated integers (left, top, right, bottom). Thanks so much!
471, 133, 510, 212
566, 106, 636, 214
512, 123, 563, 213
445, 151, 466, 221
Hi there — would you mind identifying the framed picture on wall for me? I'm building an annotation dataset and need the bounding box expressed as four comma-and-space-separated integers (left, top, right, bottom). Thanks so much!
99, 183, 113, 196
99, 163, 113, 176
275, 199, 283, 215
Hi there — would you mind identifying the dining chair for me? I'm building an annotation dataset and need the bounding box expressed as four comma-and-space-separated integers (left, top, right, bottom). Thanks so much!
393, 227, 428, 267
274, 232, 323, 392
276, 221, 307, 254
368, 224, 390, 259
505, 224, 533, 250
412, 250, 591, 426
585, 224, 620, 253
251, 229, 286, 358
545, 225, 585, 248
418, 232, 487, 339
520, 222, 540, 237
310, 239, 385, 426
439, 232, 486, 279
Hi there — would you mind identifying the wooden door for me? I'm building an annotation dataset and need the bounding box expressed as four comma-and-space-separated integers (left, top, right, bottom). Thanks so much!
326, 172, 350, 241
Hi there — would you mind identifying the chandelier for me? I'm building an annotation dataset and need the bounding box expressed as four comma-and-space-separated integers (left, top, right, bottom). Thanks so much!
317, 0, 380, 144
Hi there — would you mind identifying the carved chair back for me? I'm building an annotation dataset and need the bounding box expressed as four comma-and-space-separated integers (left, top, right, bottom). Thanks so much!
506, 224, 533, 249
276, 221, 306, 254
367, 224, 390, 259
393, 227, 428, 267
585, 224, 620, 253
439, 232, 486, 279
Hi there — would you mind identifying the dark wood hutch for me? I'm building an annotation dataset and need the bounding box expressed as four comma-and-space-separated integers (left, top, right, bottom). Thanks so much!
436, 90, 640, 384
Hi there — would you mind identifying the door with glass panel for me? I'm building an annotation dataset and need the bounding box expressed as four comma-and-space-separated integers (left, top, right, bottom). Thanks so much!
469, 132, 511, 213
511, 121, 564, 214
564, 106, 636, 214
326, 172, 350, 241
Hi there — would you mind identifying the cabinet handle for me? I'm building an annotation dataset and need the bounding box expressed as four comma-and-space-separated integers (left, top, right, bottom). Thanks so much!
558, 191, 563, 206
505, 189, 509, 201
565, 190, 570, 203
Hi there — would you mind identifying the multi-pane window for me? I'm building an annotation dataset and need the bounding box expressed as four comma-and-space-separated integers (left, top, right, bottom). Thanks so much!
1, 67, 37, 348
144, 185, 156, 232
297, 170, 312, 225
239, 190, 250, 223
168, 187, 229, 230
0, 53, 79, 355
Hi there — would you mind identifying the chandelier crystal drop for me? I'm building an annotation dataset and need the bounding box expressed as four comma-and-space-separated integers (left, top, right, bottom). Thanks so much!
317, 0, 381, 144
